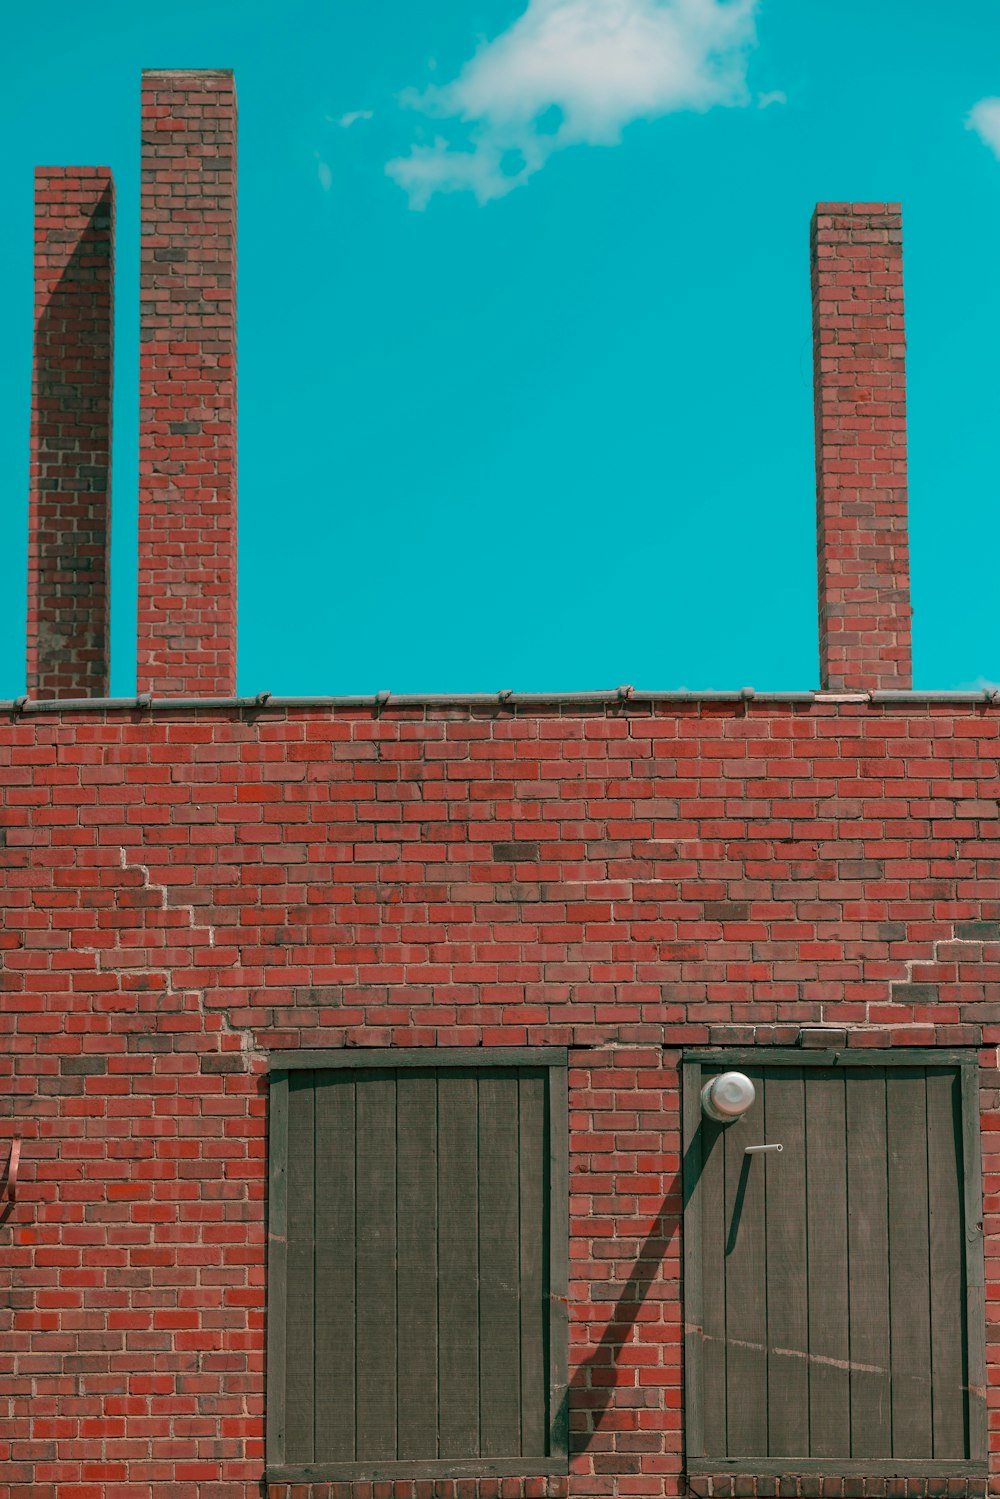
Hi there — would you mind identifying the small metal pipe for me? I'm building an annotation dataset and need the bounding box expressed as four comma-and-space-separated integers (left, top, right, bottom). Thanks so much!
246, 695, 378, 709
15, 696, 139, 712
759, 692, 820, 702
869, 689, 992, 704
151, 695, 282, 711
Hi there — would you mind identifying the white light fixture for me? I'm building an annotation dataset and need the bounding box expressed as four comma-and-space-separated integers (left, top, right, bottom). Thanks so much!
701, 1071, 755, 1123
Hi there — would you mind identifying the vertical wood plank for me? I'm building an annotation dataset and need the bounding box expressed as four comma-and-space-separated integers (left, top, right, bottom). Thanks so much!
438, 1070, 481, 1458
682, 1061, 708, 1460
479, 1069, 522, 1457
926, 1068, 966, 1458
518, 1070, 547, 1457
397, 1071, 439, 1459
724, 1067, 767, 1458
961, 1062, 987, 1461
266, 1071, 289, 1469
285, 1072, 316, 1463
805, 1067, 850, 1457
762, 1068, 809, 1457
845, 1067, 891, 1458
547, 1059, 569, 1461
698, 1099, 727, 1458
355, 1070, 397, 1460
887, 1067, 933, 1458
313, 1072, 356, 1462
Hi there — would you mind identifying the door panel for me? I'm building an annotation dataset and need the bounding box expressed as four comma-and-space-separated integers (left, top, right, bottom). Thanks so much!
279, 1064, 554, 1468
690, 1061, 973, 1463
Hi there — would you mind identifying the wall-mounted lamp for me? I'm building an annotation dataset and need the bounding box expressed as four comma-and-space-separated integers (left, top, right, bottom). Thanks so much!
701, 1071, 755, 1123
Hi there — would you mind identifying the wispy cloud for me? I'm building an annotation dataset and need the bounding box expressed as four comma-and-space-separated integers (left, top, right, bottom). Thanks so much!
387, 0, 763, 207
757, 88, 785, 108
315, 110, 374, 192
969, 97, 1000, 158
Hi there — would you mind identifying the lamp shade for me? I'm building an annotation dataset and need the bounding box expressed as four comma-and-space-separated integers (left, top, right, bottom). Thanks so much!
701, 1071, 755, 1122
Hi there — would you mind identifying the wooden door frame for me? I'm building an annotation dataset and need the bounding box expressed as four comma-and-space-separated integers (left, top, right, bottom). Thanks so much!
681, 1049, 986, 1477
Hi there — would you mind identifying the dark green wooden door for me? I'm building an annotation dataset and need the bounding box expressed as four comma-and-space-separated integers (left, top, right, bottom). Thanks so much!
684, 1057, 986, 1472
267, 1054, 568, 1482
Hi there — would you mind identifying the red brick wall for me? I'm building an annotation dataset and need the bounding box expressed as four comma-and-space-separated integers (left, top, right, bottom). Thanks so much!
812, 203, 912, 693
137, 70, 238, 697
2, 701, 999, 1499
27, 168, 114, 700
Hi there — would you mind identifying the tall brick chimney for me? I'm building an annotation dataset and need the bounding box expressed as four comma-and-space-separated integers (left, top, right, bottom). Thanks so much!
27, 167, 114, 699
137, 69, 238, 697
811, 202, 912, 692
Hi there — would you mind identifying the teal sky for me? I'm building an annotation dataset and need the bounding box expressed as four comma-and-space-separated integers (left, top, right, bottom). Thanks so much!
2, 0, 999, 696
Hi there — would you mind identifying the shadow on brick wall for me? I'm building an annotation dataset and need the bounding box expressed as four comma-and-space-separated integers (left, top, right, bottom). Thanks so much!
31, 184, 113, 691
567, 1124, 721, 1451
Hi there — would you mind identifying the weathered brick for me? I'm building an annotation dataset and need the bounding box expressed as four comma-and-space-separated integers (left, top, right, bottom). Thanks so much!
58, 1056, 107, 1076
492, 840, 541, 862
199, 1052, 247, 1074
798, 1027, 848, 1048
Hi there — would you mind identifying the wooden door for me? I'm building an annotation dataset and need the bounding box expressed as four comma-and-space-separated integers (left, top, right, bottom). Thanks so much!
683, 1056, 985, 1471
267, 1053, 568, 1482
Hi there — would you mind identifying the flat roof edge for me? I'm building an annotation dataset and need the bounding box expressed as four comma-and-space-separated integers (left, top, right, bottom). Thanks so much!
2, 688, 998, 715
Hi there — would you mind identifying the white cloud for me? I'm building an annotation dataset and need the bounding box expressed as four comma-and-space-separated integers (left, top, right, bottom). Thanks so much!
337, 109, 374, 128
387, 0, 763, 207
757, 88, 785, 108
316, 153, 333, 191
969, 97, 1000, 158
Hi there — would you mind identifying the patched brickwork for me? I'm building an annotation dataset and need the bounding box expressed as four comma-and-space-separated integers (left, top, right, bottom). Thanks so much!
812, 203, 911, 692
3, 700, 1000, 1499
27, 167, 114, 699
137, 70, 237, 696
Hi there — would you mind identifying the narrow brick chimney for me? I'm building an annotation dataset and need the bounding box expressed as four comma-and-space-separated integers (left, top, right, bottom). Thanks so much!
27, 167, 114, 699
137, 69, 237, 697
811, 202, 912, 692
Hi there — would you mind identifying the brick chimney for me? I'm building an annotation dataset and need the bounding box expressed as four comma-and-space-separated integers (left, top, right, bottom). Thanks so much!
137, 69, 238, 697
811, 202, 912, 692
27, 168, 114, 699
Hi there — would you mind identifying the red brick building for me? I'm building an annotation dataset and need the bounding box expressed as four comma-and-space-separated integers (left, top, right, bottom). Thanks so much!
3, 67, 999, 1499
